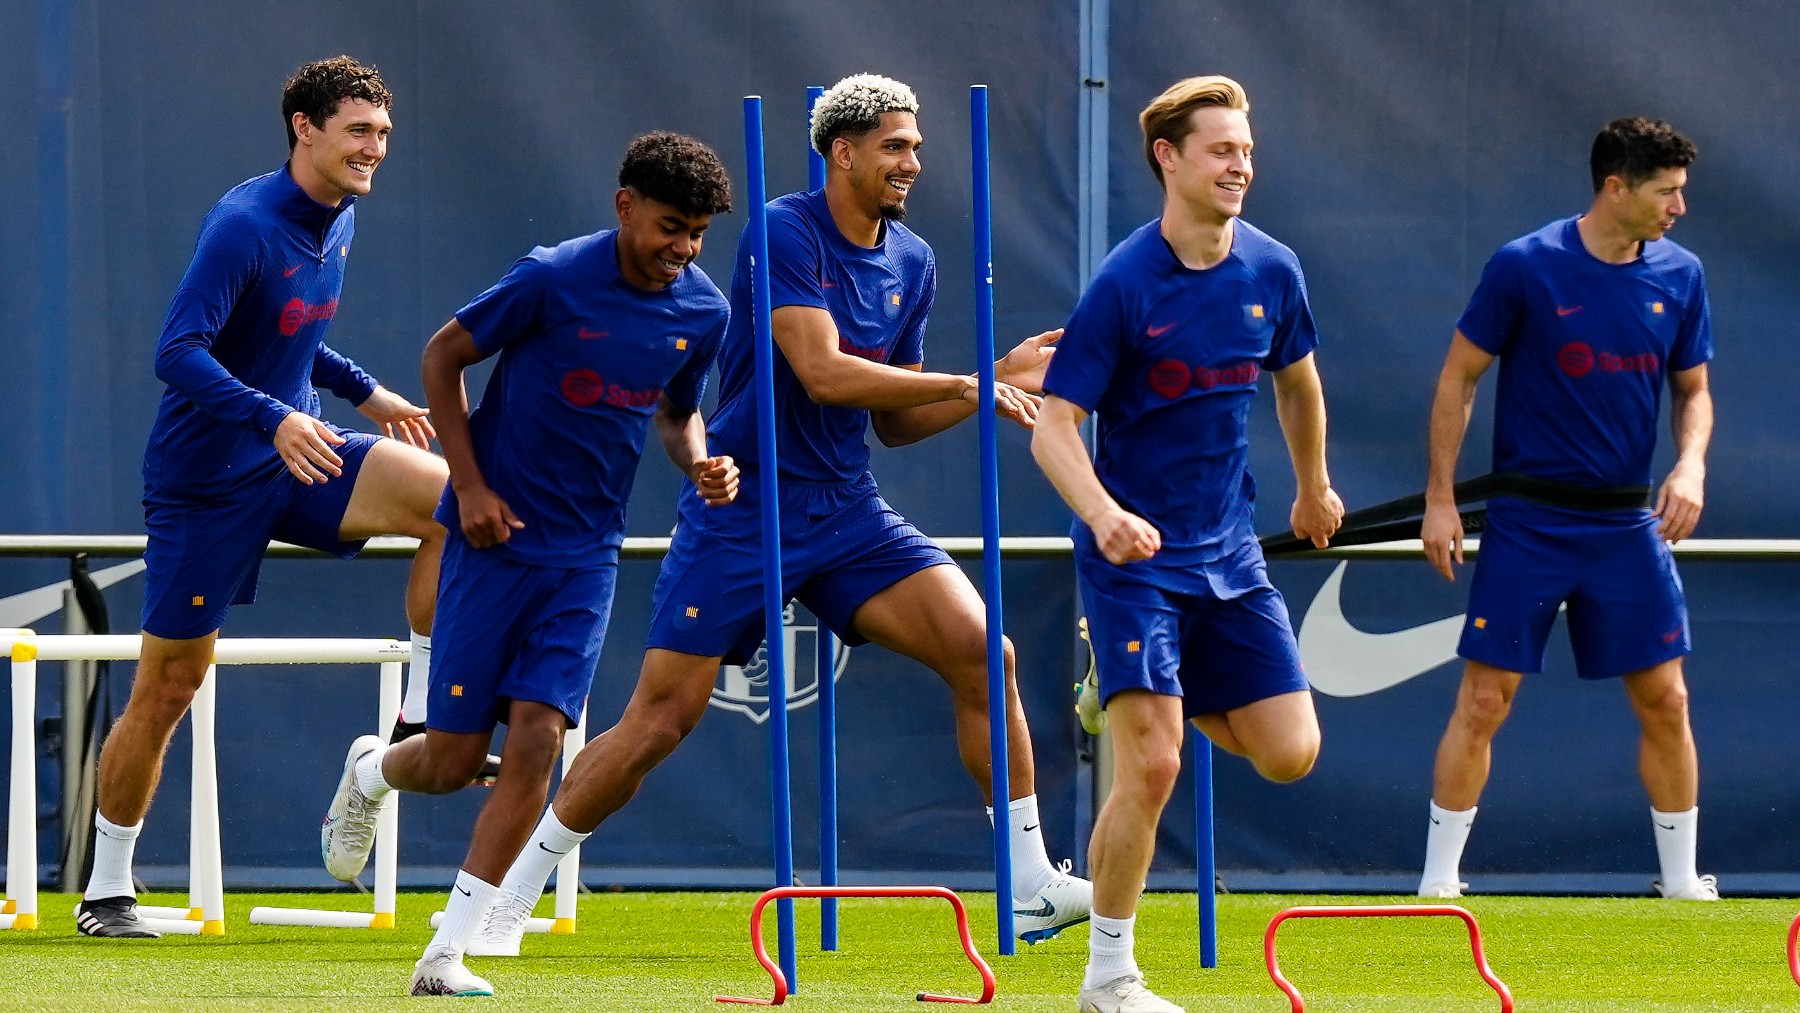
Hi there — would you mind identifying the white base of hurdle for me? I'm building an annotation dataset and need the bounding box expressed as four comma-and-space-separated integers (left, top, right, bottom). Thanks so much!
428, 910, 568, 936
5, 631, 411, 934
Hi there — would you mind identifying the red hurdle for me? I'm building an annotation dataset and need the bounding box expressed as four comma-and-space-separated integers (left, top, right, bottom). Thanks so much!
1264, 905, 1513, 1012
1787, 911, 1799, 987
716, 886, 996, 1006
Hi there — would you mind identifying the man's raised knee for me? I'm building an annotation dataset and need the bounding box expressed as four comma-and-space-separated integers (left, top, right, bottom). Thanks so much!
1254, 740, 1319, 784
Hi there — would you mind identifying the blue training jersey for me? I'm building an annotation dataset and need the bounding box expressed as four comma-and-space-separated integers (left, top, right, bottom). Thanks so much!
443, 230, 729, 564
708, 189, 935, 483
1045, 218, 1320, 569
144, 166, 377, 499
1459, 216, 1713, 491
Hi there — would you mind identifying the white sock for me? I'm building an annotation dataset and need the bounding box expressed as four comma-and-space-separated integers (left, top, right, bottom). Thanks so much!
986, 794, 1058, 897
1652, 806, 1701, 890
402, 632, 431, 725
500, 808, 591, 912
1420, 801, 1478, 890
355, 745, 393, 799
1082, 913, 1140, 989
428, 869, 501, 957
84, 812, 141, 901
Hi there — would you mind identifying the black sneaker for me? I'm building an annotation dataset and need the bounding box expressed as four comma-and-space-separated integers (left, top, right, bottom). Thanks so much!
76, 896, 161, 938
390, 720, 502, 785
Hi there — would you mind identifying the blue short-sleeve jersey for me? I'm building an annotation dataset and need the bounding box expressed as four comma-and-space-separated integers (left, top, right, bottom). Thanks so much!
708, 190, 935, 482
442, 230, 729, 564
144, 167, 377, 499
1045, 218, 1319, 567
1458, 216, 1713, 489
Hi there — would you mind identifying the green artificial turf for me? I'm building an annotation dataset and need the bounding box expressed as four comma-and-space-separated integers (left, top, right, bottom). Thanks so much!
0, 891, 1794, 1010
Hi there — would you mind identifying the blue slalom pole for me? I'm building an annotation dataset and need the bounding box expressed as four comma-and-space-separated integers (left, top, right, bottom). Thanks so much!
1194, 734, 1217, 968
743, 95, 798, 992
805, 83, 838, 955
806, 85, 826, 192
970, 84, 1015, 955
817, 630, 839, 951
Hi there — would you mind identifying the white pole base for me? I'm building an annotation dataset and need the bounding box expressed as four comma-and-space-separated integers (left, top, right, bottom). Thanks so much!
428, 910, 560, 934
249, 907, 395, 929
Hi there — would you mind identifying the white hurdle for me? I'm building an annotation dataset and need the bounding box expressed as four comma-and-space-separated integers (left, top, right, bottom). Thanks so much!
2, 630, 409, 934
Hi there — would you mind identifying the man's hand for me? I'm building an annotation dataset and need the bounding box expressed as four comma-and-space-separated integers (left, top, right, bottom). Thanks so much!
1655, 460, 1705, 543
1420, 499, 1465, 582
274, 412, 347, 485
455, 483, 525, 548
690, 455, 740, 507
1290, 486, 1345, 550
357, 386, 435, 449
961, 377, 1042, 428
997, 328, 1063, 393
1091, 506, 1161, 565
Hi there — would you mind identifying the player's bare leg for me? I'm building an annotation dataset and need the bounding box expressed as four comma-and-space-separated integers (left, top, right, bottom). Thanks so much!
1623, 658, 1713, 897
1430, 660, 1523, 810
1189, 689, 1319, 783
550, 648, 720, 831
338, 437, 447, 634
848, 563, 1034, 804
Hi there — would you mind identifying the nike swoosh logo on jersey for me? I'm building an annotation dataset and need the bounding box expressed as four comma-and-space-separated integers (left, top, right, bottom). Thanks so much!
1556, 305, 1583, 317
283, 264, 303, 277
1295, 562, 1464, 697
577, 328, 607, 339
1146, 321, 1177, 337
1014, 899, 1056, 918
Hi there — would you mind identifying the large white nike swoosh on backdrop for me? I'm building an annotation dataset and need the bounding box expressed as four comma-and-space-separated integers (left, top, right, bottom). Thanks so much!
0, 559, 147, 630
1296, 562, 1463, 697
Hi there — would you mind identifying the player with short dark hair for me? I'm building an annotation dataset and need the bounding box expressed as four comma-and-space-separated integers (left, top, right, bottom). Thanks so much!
75, 55, 450, 940
1033, 74, 1343, 1013
466, 73, 1092, 958
319, 131, 737, 996
1416, 117, 1715, 901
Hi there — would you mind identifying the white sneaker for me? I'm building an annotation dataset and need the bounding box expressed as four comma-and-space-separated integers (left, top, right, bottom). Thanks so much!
321, 735, 386, 881
1077, 974, 1184, 1013
410, 947, 495, 996
1075, 617, 1108, 735
1418, 880, 1467, 899
466, 891, 533, 957
1017, 861, 1093, 943
1654, 873, 1720, 900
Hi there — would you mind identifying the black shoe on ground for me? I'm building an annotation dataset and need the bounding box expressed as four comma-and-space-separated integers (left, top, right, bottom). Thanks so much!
390, 720, 502, 785
76, 896, 161, 938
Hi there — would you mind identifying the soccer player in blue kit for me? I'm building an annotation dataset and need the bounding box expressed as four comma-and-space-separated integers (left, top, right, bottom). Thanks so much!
1033, 76, 1343, 1013
75, 56, 451, 939
463, 73, 1091, 958
317, 133, 738, 996
1416, 118, 1717, 901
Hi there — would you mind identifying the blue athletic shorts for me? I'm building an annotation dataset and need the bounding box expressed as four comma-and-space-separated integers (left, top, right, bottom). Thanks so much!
646, 470, 953, 665
140, 429, 380, 639
1078, 540, 1308, 718
1459, 497, 1689, 679
427, 530, 617, 733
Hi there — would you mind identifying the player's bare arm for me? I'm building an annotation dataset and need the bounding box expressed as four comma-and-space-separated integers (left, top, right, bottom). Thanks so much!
772, 305, 1038, 437
355, 384, 435, 449
1657, 363, 1712, 543
654, 397, 738, 507
1030, 394, 1160, 565
868, 329, 1062, 446
421, 318, 522, 547
1421, 331, 1496, 580
1271, 352, 1344, 549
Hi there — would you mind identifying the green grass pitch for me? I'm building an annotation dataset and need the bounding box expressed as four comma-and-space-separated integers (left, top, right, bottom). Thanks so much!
0, 891, 1795, 1010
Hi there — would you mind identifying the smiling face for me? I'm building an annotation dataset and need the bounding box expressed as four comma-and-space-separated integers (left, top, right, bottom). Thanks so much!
1157, 105, 1253, 224
615, 188, 711, 291
290, 98, 391, 206
835, 111, 922, 221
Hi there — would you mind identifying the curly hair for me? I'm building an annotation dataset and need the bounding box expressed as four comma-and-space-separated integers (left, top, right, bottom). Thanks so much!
282, 55, 393, 150
1590, 117, 1697, 193
618, 132, 733, 218
809, 74, 919, 156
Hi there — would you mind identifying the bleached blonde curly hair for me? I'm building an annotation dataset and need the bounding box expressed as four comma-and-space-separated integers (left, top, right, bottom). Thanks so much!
810, 74, 919, 156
